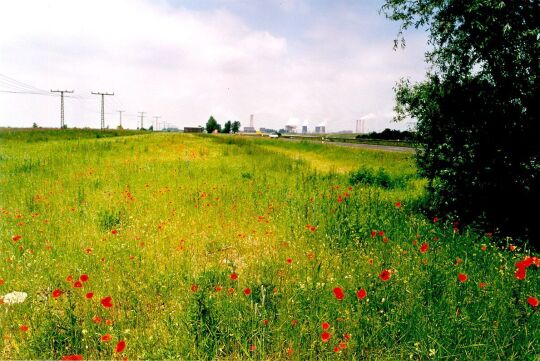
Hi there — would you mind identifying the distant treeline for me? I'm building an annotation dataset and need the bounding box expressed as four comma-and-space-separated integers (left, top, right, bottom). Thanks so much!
356, 128, 415, 141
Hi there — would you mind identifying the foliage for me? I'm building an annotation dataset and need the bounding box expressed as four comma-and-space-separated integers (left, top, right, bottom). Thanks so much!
231, 121, 241, 133
356, 128, 415, 141
349, 166, 409, 189
382, 0, 539, 243
221, 120, 232, 134
205, 116, 221, 133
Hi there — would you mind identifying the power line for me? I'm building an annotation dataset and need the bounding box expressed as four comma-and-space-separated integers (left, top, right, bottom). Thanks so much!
91, 91, 114, 130
153, 116, 161, 131
139, 112, 146, 129
50, 90, 74, 128
117, 110, 124, 128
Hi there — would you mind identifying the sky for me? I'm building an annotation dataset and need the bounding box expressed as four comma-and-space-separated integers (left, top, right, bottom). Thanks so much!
0, 0, 429, 132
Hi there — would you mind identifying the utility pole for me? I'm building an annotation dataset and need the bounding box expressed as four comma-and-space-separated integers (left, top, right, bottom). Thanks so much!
91, 91, 114, 130
153, 116, 161, 131
138, 112, 146, 129
117, 110, 124, 128
50, 89, 74, 128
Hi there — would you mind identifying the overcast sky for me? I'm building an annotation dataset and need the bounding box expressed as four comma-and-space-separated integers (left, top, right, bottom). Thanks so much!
0, 0, 428, 132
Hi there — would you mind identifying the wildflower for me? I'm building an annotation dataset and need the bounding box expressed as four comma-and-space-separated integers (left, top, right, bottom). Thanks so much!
291, 319, 297, 326
100, 296, 113, 308
111, 230, 118, 235
515, 257, 534, 269
3, 291, 27, 305
79, 274, 89, 282
52, 289, 63, 298
66, 275, 74, 282
478, 282, 488, 289
321, 331, 331, 342
12, 235, 21, 242
243, 288, 251, 296
116, 339, 126, 353
214, 286, 222, 292
263, 319, 268, 326
85, 292, 94, 299
420, 242, 429, 253
343, 333, 351, 340
379, 270, 391, 281
228, 287, 234, 294
333, 287, 345, 300
230, 273, 238, 281
395, 202, 401, 208
322, 322, 330, 330
105, 319, 113, 326
92, 315, 102, 324
334, 347, 340, 353
337, 195, 343, 203
370, 230, 377, 238
433, 217, 439, 223
527, 297, 539, 308
286, 258, 293, 264
249, 345, 256, 352
509, 244, 516, 251
73, 281, 83, 288
515, 267, 526, 280
100, 334, 112, 342
339, 342, 347, 350
356, 289, 367, 300
458, 273, 468, 283
287, 348, 294, 356
481, 244, 487, 251
19, 324, 29, 332
190, 284, 198, 292
0, 278, 4, 286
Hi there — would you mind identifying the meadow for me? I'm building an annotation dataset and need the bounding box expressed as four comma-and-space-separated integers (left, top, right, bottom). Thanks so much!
0, 130, 538, 360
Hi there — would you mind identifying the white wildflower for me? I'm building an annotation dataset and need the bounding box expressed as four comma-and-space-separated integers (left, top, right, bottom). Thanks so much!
3, 291, 28, 305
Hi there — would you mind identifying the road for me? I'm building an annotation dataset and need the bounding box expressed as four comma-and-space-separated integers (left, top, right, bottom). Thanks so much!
279, 137, 415, 153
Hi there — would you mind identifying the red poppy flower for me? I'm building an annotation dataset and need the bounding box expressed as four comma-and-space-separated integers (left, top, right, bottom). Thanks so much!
478, 282, 487, 289
214, 286, 222, 292
0, 278, 4, 286
116, 339, 126, 353
481, 244, 487, 251
66, 275, 74, 282
249, 345, 256, 351
321, 331, 331, 342
515, 267, 526, 280
378, 231, 385, 237
85, 292, 94, 299
61, 355, 83, 360
516, 257, 534, 269
100, 296, 113, 308
458, 273, 468, 283
343, 333, 351, 340
73, 281, 83, 288
286, 258, 292, 264
228, 287, 234, 294
111, 229, 118, 235
52, 288, 62, 298
190, 284, 198, 292
339, 342, 347, 350
105, 319, 113, 326
19, 324, 29, 332
322, 322, 330, 330
370, 230, 377, 238
433, 217, 439, 223
12, 235, 21, 242
333, 347, 340, 353
527, 297, 539, 307
230, 273, 238, 281
379, 270, 391, 281
79, 274, 89, 282
337, 195, 343, 203
356, 289, 367, 300
291, 319, 297, 326
395, 202, 401, 208
420, 242, 429, 253
243, 288, 251, 296
287, 348, 294, 356
100, 334, 112, 342
333, 287, 345, 300
263, 319, 269, 326
92, 315, 102, 324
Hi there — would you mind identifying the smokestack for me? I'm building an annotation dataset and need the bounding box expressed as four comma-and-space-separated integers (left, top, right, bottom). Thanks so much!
250, 114, 254, 128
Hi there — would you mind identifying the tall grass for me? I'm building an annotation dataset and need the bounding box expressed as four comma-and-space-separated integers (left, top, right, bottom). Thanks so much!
0, 131, 537, 359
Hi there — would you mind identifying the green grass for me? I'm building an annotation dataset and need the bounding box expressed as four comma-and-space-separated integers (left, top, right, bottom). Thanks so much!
0, 131, 538, 360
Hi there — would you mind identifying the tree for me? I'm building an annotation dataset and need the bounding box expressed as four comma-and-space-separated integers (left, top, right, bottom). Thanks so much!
205, 116, 221, 133
382, 0, 539, 243
222, 120, 232, 134
231, 121, 241, 133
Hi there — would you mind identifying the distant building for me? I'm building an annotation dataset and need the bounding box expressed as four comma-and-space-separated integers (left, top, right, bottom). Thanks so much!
243, 126, 256, 132
315, 126, 326, 133
285, 125, 297, 133
301, 125, 308, 134
260, 128, 278, 133
184, 127, 203, 133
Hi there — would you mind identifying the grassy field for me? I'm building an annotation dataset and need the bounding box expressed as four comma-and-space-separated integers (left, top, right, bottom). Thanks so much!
0, 130, 538, 360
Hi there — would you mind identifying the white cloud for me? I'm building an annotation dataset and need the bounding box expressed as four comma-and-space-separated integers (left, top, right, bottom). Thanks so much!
0, 0, 427, 131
